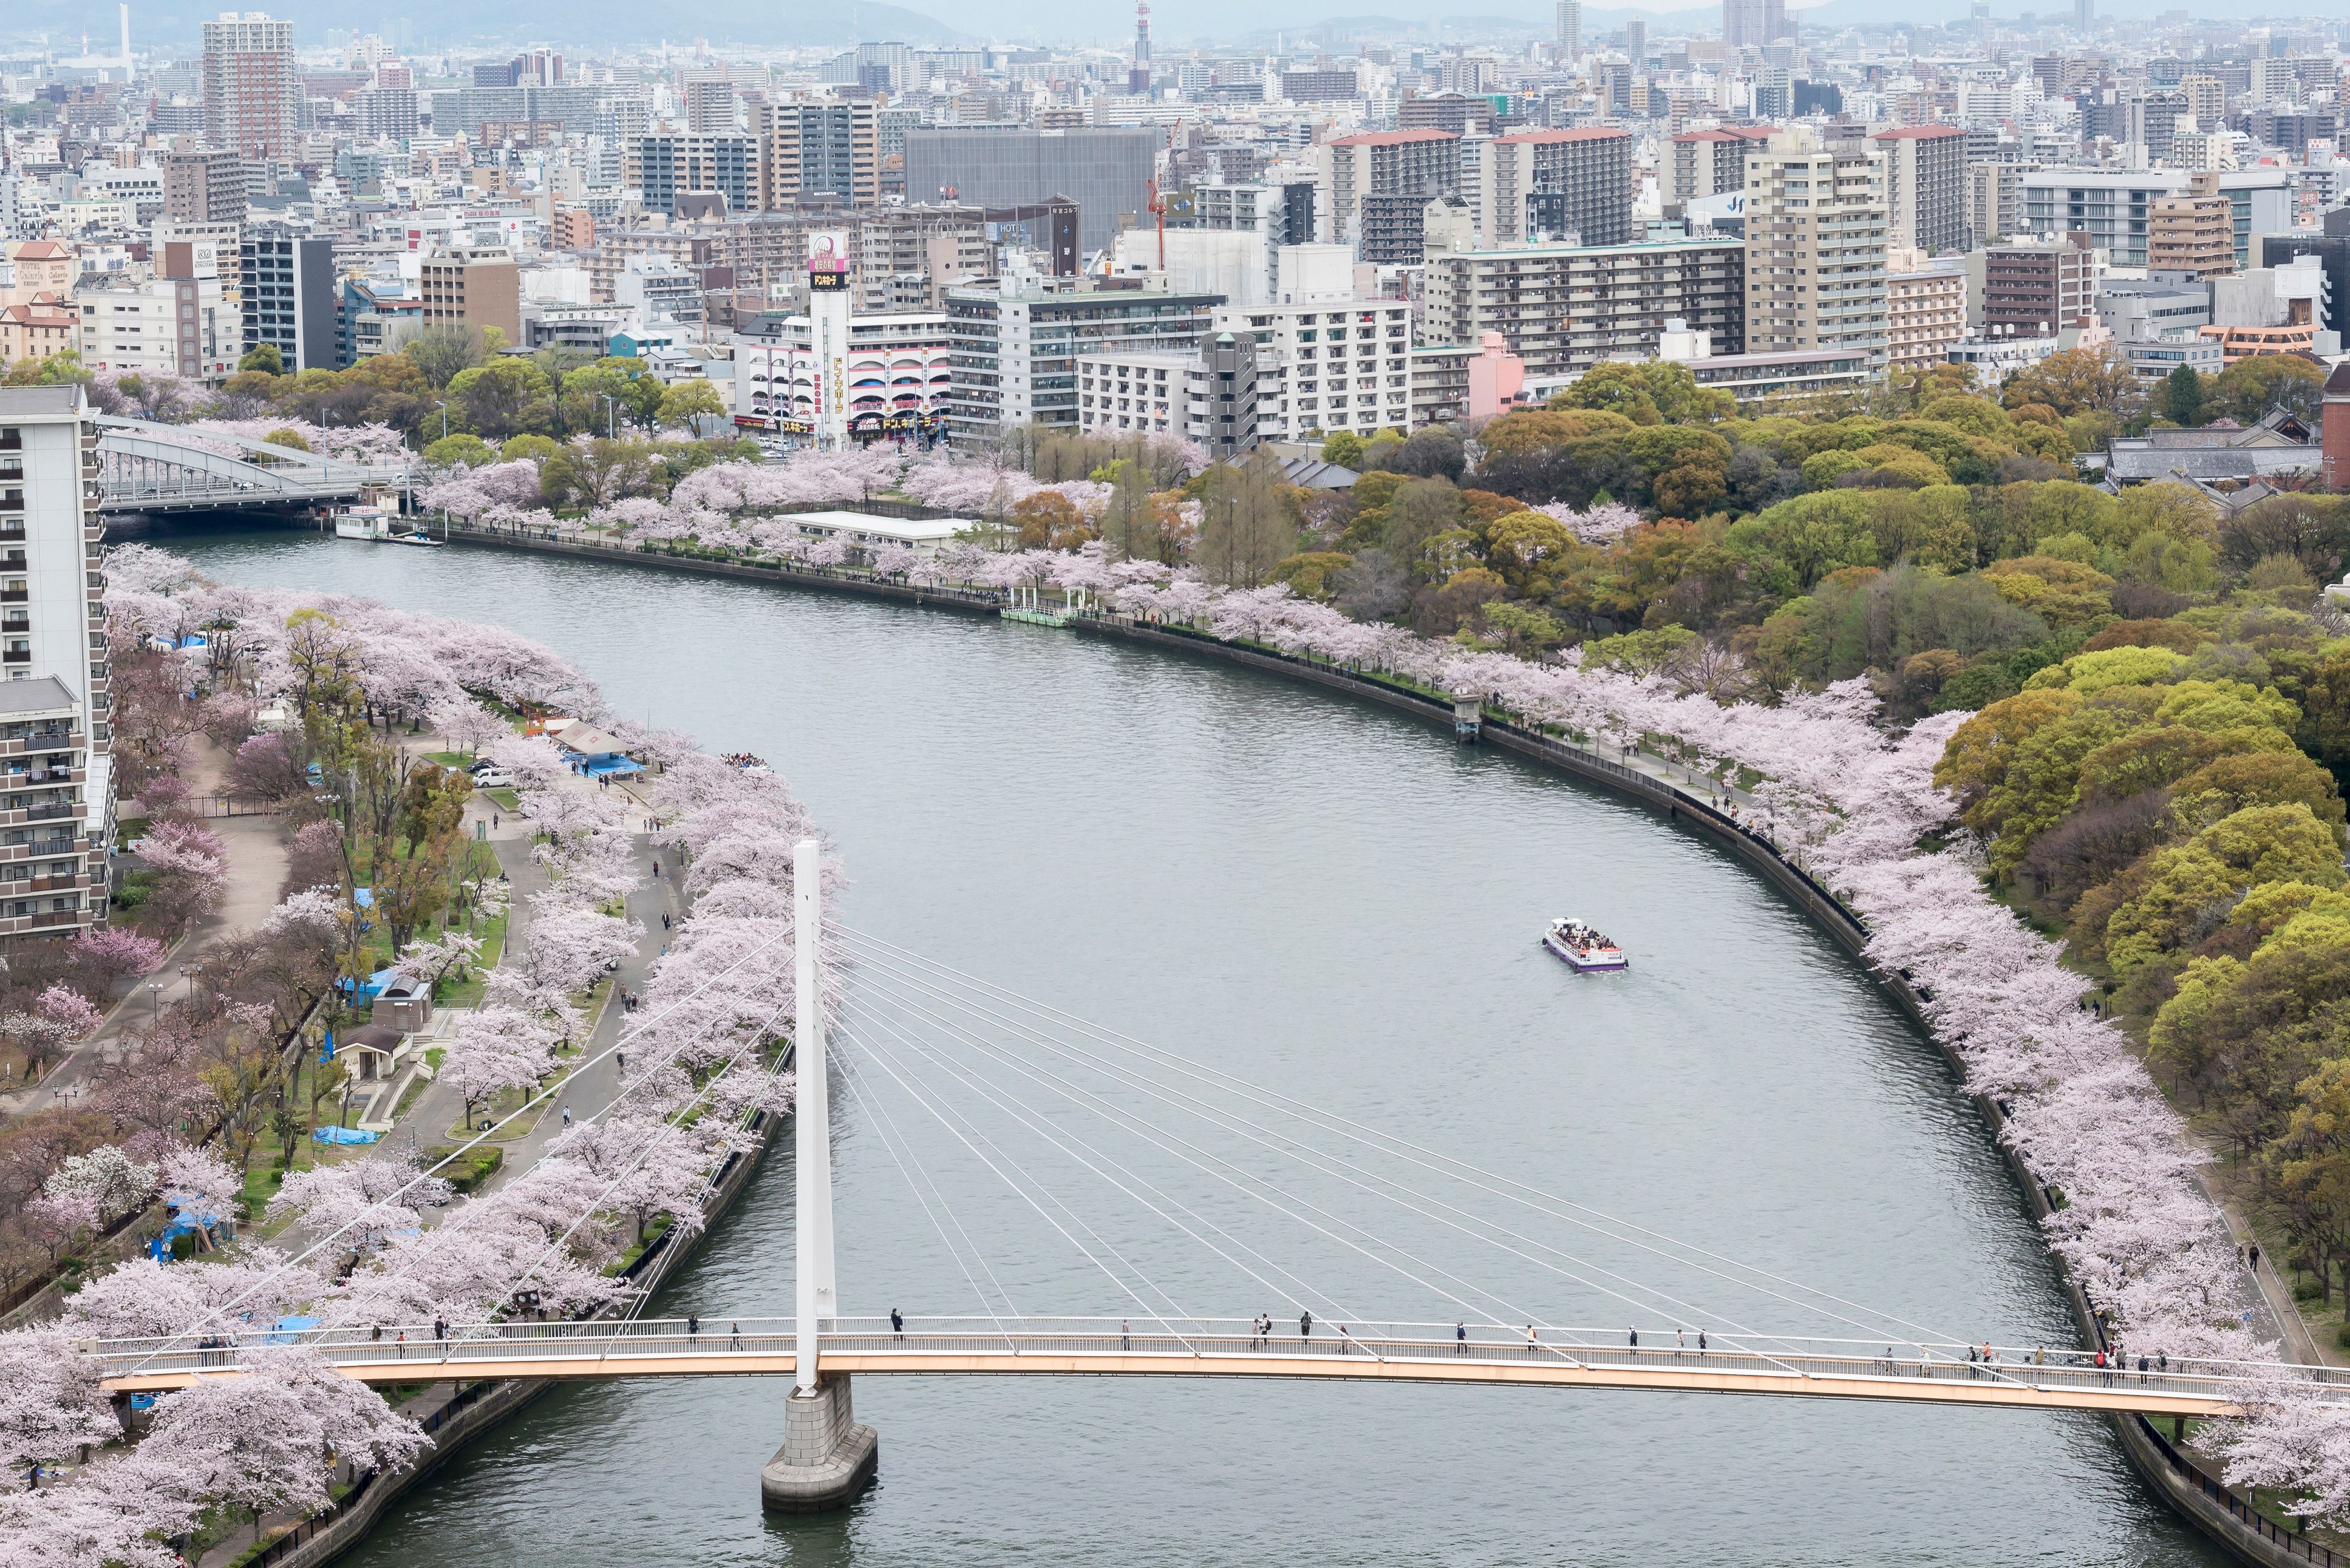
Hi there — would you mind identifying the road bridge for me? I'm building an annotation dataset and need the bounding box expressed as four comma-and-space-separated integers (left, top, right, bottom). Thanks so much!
93, 416, 410, 513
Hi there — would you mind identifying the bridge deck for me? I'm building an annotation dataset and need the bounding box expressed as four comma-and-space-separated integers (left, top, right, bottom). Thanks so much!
90, 1319, 2304, 1417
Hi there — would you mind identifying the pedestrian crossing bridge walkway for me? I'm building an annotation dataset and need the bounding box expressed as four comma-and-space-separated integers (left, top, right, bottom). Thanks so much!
92, 1316, 2322, 1419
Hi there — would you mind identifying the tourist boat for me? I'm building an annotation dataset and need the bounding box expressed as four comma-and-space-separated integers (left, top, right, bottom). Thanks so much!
385, 529, 444, 547
1543, 917, 1627, 971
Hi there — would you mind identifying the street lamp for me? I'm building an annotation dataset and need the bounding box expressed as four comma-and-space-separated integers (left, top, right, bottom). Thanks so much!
435, 400, 450, 441
148, 981, 163, 1026
599, 394, 617, 440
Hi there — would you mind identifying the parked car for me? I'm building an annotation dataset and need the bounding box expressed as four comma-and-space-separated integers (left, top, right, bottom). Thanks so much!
471, 767, 516, 788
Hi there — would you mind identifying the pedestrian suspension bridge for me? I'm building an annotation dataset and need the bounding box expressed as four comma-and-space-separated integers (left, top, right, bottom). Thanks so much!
84, 843, 2350, 1509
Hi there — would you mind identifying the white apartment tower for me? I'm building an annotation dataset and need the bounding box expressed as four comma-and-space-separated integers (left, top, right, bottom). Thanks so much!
0, 387, 115, 940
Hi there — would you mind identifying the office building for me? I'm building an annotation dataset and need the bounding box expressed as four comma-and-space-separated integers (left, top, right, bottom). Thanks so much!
1421, 235, 1745, 377
239, 229, 335, 370
628, 134, 755, 218
758, 100, 880, 211
906, 127, 1158, 252
1871, 126, 1966, 255
2259, 217, 2350, 340
77, 240, 236, 383
162, 148, 245, 226
200, 12, 300, 161
0, 385, 115, 942
1484, 127, 1634, 248
944, 274, 1220, 443
420, 245, 522, 344
1742, 128, 1889, 363
1326, 130, 1460, 248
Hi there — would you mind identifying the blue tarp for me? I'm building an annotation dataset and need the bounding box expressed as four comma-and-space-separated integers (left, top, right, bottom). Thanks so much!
265, 1315, 320, 1345
584, 758, 644, 778
312, 1125, 378, 1145
338, 963, 397, 1003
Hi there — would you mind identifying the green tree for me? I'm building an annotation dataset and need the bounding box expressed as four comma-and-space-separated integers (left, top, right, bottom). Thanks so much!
656, 378, 725, 432
238, 342, 285, 375
2159, 363, 2205, 426
444, 358, 554, 441
1551, 361, 1734, 426
1194, 453, 1301, 588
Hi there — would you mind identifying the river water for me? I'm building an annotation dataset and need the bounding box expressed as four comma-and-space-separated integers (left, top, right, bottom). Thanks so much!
166, 527, 2225, 1567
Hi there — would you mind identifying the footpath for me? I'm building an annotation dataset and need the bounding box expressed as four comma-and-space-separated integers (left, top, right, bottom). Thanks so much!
4, 734, 288, 1118
194, 758, 687, 1568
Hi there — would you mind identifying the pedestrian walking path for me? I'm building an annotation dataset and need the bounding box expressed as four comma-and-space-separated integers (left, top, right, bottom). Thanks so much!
2, 735, 288, 1117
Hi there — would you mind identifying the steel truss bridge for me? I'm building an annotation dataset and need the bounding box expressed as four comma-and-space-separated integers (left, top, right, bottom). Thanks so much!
93, 416, 411, 514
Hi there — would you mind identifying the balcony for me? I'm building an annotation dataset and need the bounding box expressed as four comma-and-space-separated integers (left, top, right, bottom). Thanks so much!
26, 803, 76, 822
29, 909, 83, 929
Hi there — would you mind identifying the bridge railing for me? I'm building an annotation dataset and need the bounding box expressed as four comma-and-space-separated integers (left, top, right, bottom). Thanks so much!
84, 1315, 2350, 1410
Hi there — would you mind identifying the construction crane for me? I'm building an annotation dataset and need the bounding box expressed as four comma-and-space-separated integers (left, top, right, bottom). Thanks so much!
1144, 117, 1182, 271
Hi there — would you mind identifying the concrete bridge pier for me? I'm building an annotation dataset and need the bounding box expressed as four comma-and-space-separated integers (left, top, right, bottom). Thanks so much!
758, 1375, 877, 1512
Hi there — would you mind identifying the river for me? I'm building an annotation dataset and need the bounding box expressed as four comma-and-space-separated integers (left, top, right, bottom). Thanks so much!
165, 526, 2227, 1566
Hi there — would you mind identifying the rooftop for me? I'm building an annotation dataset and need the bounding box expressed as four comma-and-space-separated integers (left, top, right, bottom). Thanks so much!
1872, 124, 1966, 140
1494, 127, 1632, 144
0, 677, 81, 719
1327, 129, 1459, 146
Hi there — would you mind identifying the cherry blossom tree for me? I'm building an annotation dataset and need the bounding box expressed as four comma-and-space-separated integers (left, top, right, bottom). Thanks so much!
0, 1329, 117, 1471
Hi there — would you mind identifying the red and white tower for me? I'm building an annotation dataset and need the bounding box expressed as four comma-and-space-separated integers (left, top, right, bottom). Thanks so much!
1128, 1, 1151, 97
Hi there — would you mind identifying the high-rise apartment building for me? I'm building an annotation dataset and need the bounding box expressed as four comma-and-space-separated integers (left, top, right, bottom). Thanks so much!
239, 228, 336, 370
1325, 130, 1460, 248
1871, 125, 1966, 254
1723, 0, 1791, 50
200, 12, 299, 162
1556, 0, 1581, 57
2148, 173, 2236, 279
162, 148, 245, 225
1965, 159, 2032, 248
420, 246, 523, 344
628, 133, 755, 217
0, 386, 115, 943
1420, 235, 1745, 377
758, 100, 880, 211
682, 75, 740, 135
1483, 127, 1633, 247
943, 276, 1220, 444
1885, 248, 1966, 370
1976, 239, 2095, 334
1666, 127, 1774, 208
1742, 128, 1889, 363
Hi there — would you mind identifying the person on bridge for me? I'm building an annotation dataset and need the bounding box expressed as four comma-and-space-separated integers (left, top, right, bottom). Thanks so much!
731, 1324, 741, 1349
1627, 1327, 1638, 1349
1122, 1320, 1131, 1350
1456, 1322, 1466, 1354
1527, 1325, 1538, 1352
433, 1317, 446, 1342
687, 1315, 700, 1337
1299, 1310, 1312, 1343
1698, 1331, 1708, 1353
